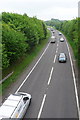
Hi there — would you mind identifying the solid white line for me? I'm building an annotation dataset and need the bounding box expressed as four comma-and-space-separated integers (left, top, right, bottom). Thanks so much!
48, 67, 54, 85
37, 94, 47, 120
66, 41, 80, 118
15, 43, 50, 93
53, 54, 57, 63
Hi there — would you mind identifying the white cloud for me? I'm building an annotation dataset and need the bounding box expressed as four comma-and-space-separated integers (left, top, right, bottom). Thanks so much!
0, 0, 79, 20
37, 7, 78, 20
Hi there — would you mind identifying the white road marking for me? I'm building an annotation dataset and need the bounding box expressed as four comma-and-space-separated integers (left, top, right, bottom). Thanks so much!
48, 67, 54, 85
56, 50, 58, 54
37, 94, 47, 120
56, 47, 58, 54
53, 54, 57, 63
66, 40, 80, 118
15, 43, 50, 93
57, 43, 59, 47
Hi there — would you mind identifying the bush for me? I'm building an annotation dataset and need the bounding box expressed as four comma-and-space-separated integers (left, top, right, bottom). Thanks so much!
2, 12, 47, 69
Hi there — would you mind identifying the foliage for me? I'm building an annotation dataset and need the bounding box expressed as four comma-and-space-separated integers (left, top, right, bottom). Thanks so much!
45, 18, 62, 29
2, 44, 9, 69
2, 23, 28, 64
2, 12, 47, 69
58, 19, 78, 64
45, 18, 80, 67
78, 18, 80, 67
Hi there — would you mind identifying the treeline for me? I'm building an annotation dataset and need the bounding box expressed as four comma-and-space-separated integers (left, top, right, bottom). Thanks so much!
45, 18, 80, 67
45, 18, 62, 29
2, 12, 47, 69
58, 18, 79, 66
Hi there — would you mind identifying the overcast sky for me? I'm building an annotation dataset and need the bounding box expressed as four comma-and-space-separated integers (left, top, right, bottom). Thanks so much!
0, 0, 79, 21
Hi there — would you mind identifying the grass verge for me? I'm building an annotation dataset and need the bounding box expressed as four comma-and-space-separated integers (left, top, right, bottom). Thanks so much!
60, 31, 78, 63
0, 30, 51, 94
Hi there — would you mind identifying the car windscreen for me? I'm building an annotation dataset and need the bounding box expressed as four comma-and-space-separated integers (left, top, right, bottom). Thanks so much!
60, 54, 65, 58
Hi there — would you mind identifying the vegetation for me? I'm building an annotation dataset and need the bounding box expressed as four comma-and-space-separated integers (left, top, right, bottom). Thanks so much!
45, 18, 80, 67
59, 19, 79, 66
0, 13, 2, 82
1, 31, 50, 93
78, 18, 80, 67
1, 12, 50, 93
2, 12, 47, 70
45, 18, 62, 29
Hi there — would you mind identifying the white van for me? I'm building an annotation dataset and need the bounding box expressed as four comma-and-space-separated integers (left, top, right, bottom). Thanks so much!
50, 36, 56, 43
0, 92, 31, 119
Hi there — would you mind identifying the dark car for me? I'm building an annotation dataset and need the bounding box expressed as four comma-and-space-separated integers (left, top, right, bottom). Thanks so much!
58, 53, 67, 63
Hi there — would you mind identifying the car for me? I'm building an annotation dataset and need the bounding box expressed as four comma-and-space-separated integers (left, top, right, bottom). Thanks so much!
50, 36, 56, 43
53, 31, 55, 33
60, 37, 64, 42
59, 32, 62, 35
0, 92, 32, 119
51, 36, 55, 39
50, 28, 54, 31
58, 53, 67, 63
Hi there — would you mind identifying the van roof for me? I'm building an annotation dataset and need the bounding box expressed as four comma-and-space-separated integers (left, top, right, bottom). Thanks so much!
0, 94, 22, 119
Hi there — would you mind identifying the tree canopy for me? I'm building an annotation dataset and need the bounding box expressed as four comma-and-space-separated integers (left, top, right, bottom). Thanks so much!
45, 18, 80, 67
2, 12, 47, 69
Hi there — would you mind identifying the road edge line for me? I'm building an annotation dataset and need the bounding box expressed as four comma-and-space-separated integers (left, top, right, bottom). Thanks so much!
66, 41, 80, 118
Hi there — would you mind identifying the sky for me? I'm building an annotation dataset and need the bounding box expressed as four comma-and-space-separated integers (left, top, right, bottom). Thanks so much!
0, 0, 79, 21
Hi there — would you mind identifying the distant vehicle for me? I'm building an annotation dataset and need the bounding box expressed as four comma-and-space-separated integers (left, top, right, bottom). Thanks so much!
50, 36, 56, 43
47, 27, 50, 30
50, 28, 54, 31
58, 53, 67, 63
53, 31, 55, 33
60, 37, 64, 42
0, 92, 32, 119
59, 32, 62, 35
51, 36, 55, 39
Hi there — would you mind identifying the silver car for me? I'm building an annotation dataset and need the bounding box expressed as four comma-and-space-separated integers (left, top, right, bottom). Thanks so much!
58, 53, 67, 63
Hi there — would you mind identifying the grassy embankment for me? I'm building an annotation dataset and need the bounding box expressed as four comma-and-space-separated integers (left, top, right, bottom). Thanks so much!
61, 31, 78, 63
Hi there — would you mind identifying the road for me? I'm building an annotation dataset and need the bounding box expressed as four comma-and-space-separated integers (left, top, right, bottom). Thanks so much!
16, 29, 79, 118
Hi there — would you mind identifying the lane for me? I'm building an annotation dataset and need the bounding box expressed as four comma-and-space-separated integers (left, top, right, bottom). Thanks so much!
40, 32, 79, 118
14, 29, 79, 119
18, 31, 58, 118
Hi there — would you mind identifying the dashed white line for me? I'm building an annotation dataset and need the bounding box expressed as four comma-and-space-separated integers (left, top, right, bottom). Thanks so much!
15, 43, 50, 93
56, 50, 58, 54
53, 54, 57, 63
57, 43, 59, 47
56, 47, 58, 54
66, 40, 80, 118
37, 94, 47, 120
48, 67, 54, 85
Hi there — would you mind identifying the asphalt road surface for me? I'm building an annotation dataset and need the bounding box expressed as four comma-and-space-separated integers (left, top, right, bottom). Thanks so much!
16, 29, 79, 119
